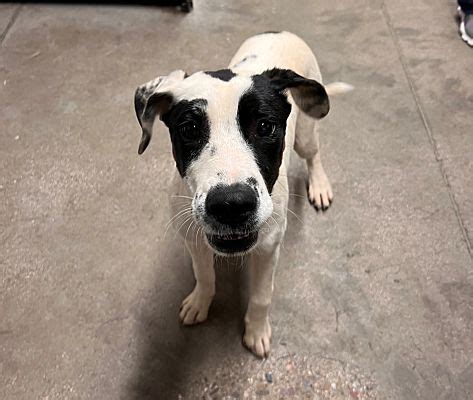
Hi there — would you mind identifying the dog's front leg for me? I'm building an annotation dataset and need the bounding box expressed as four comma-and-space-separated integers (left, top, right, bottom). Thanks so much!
179, 237, 215, 325
243, 243, 280, 358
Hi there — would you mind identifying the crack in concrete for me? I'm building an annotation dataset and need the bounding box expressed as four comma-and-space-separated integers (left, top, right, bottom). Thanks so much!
0, 5, 22, 46
380, 0, 473, 261
335, 309, 339, 332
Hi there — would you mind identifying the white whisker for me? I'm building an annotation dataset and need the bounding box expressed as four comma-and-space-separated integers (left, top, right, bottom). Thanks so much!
271, 193, 306, 199
184, 218, 195, 242
174, 215, 194, 239
195, 225, 204, 248
285, 207, 304, 225
170, 195, 194, 200
165, 207, 192, 229
163, 209, 193, 239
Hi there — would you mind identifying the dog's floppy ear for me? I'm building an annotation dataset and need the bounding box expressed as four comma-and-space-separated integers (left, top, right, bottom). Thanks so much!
262, 68, 330, 119
134, 70, 186, 154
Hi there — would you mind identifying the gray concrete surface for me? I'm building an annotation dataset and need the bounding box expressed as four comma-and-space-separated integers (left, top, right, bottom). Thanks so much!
1, 1, 472, 399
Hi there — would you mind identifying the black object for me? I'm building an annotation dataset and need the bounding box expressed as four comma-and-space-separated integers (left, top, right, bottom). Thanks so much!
12, 1, 194, 12
151, 0, 193, 12
179, 0, 192, 12
459, 0, 473, 14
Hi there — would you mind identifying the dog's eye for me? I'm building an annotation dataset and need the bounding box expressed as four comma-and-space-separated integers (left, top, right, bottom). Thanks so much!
177, 121, 199, 138
256, 120, 276, 137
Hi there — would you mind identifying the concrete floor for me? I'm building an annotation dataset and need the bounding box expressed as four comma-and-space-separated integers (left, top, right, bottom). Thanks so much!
1, 1, 472, 399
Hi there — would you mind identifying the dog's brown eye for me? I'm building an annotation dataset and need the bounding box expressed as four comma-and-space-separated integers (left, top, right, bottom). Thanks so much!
178, 121, 198, 138
256, 120, 276, 137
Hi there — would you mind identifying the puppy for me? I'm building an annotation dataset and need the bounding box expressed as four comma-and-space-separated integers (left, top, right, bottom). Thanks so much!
134, 31, 352, 357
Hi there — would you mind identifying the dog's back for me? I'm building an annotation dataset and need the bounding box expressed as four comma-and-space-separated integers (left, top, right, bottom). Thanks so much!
230, 31, 322, 82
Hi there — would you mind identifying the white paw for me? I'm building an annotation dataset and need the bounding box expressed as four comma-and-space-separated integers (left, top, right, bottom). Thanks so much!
243, 318, 272, 358
308, 171, 333, 211
179, 286, 213, 325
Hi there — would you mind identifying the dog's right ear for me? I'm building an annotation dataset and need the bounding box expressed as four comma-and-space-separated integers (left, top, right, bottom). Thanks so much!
134, 70, 186, 154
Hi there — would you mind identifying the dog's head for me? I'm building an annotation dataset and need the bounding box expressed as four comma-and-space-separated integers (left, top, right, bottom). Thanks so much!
134, 68, 329, 255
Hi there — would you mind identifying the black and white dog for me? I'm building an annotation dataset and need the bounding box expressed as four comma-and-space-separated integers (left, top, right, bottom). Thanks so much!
134, 31, 351, 357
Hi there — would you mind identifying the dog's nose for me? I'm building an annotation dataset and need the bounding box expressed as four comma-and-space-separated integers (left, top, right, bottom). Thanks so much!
205, 183, 258, 226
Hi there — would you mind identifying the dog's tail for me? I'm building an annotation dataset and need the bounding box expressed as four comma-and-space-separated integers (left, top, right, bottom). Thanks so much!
324, 82, 354, 96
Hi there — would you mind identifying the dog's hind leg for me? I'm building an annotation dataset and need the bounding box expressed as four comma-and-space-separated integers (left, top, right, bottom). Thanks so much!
179, 236, 215, 325
294, 112, 333, 210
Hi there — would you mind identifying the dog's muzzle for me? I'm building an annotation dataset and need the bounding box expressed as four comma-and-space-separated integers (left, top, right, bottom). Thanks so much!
204, 183, 259, 254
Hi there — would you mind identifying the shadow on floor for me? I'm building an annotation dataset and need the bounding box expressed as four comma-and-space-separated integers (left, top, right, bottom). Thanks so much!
124, 241, 250, 398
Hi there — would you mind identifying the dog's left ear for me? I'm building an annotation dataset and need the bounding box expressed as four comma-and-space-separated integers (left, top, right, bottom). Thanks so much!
134, 69, 186, 154
262, 68, 330, 119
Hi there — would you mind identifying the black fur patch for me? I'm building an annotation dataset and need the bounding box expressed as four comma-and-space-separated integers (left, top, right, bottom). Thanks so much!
257, 30, 282, 35
246, 177, 258, 187
204, 69, 236, 82
237, 75, 291, 192
161, 99, 210, 176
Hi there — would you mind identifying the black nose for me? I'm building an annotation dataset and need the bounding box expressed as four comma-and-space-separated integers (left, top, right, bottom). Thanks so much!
205, 183, 258, 226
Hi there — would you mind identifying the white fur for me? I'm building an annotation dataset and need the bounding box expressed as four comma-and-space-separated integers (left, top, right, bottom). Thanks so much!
325, 82, 354, 96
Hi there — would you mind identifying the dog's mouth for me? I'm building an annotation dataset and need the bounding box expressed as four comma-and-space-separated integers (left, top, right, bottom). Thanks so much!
206, 231, 258, 255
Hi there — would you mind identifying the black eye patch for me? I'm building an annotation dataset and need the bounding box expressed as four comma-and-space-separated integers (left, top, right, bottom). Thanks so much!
237, 75, 291, 192
162, 99, 210, 176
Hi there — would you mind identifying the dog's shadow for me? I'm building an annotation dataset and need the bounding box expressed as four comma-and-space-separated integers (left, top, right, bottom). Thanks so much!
124, 238, 253, 398
125, 162, 307, 398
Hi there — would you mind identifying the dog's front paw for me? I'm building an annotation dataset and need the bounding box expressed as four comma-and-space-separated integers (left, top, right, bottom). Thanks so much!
179, 286, 213, 325
243, 318, 272, 358
308, 171, 333, 211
